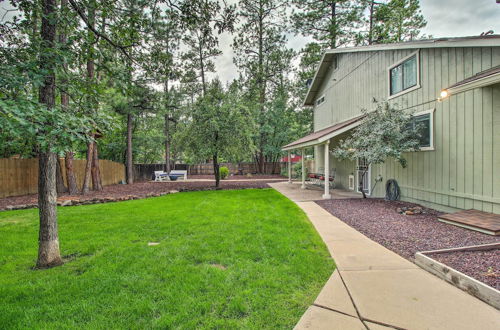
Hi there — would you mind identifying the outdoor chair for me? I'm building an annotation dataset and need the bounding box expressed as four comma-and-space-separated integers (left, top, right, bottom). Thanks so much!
154, 171, 169, 182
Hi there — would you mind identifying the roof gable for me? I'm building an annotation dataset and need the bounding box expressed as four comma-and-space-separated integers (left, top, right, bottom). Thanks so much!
304, 35, 500, 106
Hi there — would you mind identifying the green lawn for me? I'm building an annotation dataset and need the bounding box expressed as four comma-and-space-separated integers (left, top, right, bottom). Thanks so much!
0, 189, 334, 329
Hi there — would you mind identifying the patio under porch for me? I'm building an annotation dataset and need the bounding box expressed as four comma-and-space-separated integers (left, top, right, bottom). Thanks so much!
282, 115, 366, 199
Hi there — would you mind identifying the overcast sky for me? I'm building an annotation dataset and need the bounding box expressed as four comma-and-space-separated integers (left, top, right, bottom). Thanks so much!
1, 0, 499, 83
214, 0, 500, 82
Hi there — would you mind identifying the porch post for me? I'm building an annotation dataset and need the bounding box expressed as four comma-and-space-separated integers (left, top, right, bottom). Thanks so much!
287, 150, 292, 183
322, 141, 331, 199
301, 148, 306, 189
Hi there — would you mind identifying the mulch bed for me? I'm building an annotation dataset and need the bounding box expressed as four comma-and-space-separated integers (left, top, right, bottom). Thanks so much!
427, 249, 500, 290
316, 198, 500, 289
0, 176, 286, 211
189, 174, 284, 180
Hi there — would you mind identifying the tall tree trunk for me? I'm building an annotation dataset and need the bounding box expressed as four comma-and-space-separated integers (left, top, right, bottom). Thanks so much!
256, 3, 266, 174
65, 151, 78, 195
330, 1, 337, 48
368, 0, 374, 45
213, 153, 220, 188
59, 0, 78, 195
37, 0, 62, 268
359, 169, 368, 199
164, 113, 171, 173
81, 1, 96, 193
55, 157, 67, 194
126, 113, 134, 184
81, 141, 94, 194
164, 80, 171, 173
91, 143, 102, 190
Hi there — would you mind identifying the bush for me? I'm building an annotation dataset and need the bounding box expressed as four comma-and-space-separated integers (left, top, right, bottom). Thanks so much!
293, 162, 307, 179
219, 166, 229, 179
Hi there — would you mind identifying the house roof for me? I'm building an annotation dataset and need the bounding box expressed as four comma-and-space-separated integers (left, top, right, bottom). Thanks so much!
304, 35, 500, 106
445, 65, 500, 94
282, 114, 365, 151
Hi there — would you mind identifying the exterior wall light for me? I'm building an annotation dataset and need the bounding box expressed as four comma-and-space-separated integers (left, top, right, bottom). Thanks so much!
438, 89, 449, 102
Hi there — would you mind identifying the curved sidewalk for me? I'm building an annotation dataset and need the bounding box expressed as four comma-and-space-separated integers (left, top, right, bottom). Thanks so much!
269, 182, 500, 330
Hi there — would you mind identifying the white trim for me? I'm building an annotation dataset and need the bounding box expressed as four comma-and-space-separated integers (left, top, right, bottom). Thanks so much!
282, 116, 364, 151
317, 118, 363, 143
413, 108, 435, 151
315, 94, 326, 107
388, 51, 421, 99
446, 71, 500, 96
356, 159, 371, 196
324, 37, 500, 55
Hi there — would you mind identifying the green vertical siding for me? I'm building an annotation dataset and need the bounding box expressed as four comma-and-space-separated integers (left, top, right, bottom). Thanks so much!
313, 46, 500, 213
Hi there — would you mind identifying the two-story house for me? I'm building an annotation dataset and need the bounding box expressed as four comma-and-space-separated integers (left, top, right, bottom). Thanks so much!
283, 35, 500, 214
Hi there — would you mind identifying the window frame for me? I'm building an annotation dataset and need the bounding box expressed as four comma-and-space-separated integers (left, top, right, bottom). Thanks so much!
316, 94, 325, 107
388, 50, 421, 99
412, 108, 435, 151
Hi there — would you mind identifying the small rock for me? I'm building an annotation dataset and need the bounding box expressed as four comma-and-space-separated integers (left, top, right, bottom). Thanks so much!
405, 210, 414, 215
169, 190, 179, 194
5, 205, 14, 211
148, 242, 160, 246
61, 200, 72, 207
16, 204, 27, 210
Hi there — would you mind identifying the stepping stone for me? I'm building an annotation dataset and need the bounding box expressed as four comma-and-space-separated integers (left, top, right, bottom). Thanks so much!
294, 306, 365, 330
314, 270, 357, 317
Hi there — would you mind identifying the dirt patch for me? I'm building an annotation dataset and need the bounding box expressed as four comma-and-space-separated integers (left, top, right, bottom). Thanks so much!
316, 198, 500, 288
0, 175, 286, 211
209, 263, 227, 270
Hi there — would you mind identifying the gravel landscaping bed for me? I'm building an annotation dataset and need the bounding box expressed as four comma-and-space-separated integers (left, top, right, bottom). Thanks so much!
426, 249, 500, 290
316, 198, 500, 288
0, 177, 286, 211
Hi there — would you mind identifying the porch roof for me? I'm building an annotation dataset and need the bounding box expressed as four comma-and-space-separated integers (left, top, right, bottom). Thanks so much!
282, 114, 365, 151
445, 65, 500, 95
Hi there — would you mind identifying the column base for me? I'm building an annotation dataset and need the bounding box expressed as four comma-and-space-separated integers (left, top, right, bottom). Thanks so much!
322, 193, 331, 199
301, 184, 306, 189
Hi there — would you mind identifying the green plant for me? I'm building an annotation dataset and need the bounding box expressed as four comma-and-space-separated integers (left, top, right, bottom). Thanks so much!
293, 162, 307, 179
0, 189, 334, 328
219, 166, 229, 179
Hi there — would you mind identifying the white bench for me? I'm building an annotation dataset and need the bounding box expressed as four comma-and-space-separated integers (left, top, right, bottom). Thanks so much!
169, 170, 187, 180
154, 171, 169, 182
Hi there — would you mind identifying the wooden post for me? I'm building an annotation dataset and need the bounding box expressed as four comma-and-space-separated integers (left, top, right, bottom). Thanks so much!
323, 141, 331, 199
287, 150, 292, 183
301, 148, 306, 189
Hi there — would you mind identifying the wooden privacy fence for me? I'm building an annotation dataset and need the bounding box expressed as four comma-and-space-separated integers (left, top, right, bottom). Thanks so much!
133, 162, 283, 180
0, 158, 125, 198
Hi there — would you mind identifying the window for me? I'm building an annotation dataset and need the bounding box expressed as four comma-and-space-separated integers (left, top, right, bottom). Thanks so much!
389, 53, 419, 96
316, 95, 325, 106
408, 109, 434, 150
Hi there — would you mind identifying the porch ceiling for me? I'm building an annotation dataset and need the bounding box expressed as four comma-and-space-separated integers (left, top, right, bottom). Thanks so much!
282, 114, 365, 151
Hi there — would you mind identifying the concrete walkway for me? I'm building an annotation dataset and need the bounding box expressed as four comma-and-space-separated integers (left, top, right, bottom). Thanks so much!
268, 182, 500, 330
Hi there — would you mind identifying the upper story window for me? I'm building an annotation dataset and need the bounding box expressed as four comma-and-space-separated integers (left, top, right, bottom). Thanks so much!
316, 95, 325, 106
389, 52, 419, 97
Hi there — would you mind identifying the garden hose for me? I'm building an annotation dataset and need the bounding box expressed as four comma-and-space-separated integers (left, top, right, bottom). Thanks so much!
385, 179, 400, 201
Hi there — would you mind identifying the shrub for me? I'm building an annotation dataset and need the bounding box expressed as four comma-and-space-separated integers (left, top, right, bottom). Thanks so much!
219, 166, 229, 179
293, 162, 307, 179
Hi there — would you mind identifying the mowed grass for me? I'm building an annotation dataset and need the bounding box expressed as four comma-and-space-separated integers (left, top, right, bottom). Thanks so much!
0, 189, 334, 329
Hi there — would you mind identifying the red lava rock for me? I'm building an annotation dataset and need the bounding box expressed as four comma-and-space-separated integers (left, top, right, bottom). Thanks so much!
316, 198, 500, 289
427, 249, 500, 290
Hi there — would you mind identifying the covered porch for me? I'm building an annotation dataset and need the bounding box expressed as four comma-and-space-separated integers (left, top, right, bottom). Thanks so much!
281, 115, 365, 199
